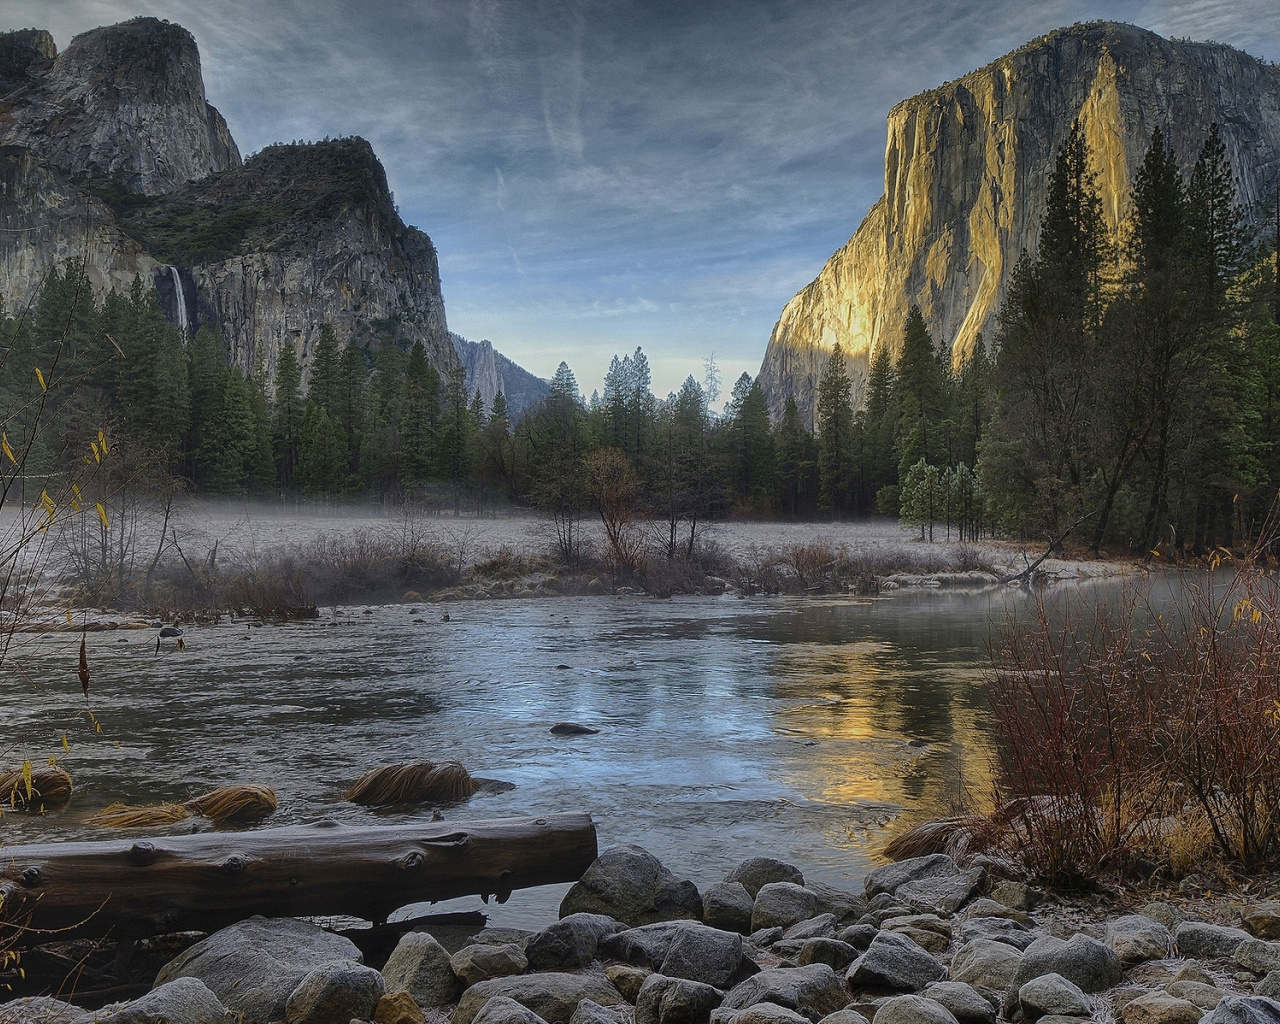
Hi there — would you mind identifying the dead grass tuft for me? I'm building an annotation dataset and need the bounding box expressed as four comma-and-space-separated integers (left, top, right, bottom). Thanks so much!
344, 759, 478, 806
0, 766, 72, 812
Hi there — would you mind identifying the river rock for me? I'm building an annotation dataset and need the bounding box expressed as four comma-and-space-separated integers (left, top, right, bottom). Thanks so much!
601, 922, 690, 968
725, 858, 805, 898
284, 963, 385, 1024
959, 917, 1036, 951
1238, 941, 1280, 975
571, 1000, 625, 1024
846, 929, 946, 992
1122, 992, 1205, 1024
526, 914, 625, 971
635, 975, 722, 1024
730, 1004, 812, 1024
154, 916, 364, 1024
376, 991, 427, 1024
721, 964, 849, 1016
1204, 996, 1280, 1022
784, 914, 837, 941
452, 944, 529, 986
961, 899, 1033, 925
601, 964, 648, 1001
807, 882, 867, 923
0, 998, 91, 1024
748, 927, 784, 948
898, 868, 986, 917
836, 925, 878, 950
923, 981, 997, 1024
751, 883, 819, 932
1012, 932, 1123, 994
883, 915, 950, 954
988, 881, 1038, 912
1246, 906, 1280, 941
1142, 903, 1183, 932
1177, 922, 1253, 960
1258, 973, 1280, 999
383, 932, 460, 1006
660, 924, 749, 988
1107, 915, 1173, 964
97, 979, 230, 1024
949, 939, 1023, 992
1167, 981, 1224, 1010
1173, 963, 1217, 986
472, 996, 549, 1024
864, 855, 959, 899
816, 1011, 870, 1024
799, 938, 859, 971
561, 845, 702, 926
452, 974, 625, 1024
704, 883, 755, 934
1018, 972, 1093, 1020
872, 994, 960, 1024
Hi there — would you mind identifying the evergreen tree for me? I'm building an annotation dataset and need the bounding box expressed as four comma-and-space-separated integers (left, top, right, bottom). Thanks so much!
272, 341, 304, 488
307, 324, 341, 415
816, 344, 855, 513
296, 402, 348, 496
247, 349, 276, 494
776, 396, 818, 517
203, 368, 259, 492
398, 340, 438, 485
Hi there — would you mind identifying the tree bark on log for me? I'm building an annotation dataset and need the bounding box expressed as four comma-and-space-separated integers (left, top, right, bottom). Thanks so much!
1, 813, 597, 940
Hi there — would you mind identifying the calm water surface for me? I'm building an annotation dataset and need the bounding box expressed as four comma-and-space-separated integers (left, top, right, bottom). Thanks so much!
2, 586, 1084, 926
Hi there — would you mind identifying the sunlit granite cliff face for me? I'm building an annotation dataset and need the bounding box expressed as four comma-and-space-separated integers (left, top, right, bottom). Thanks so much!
0, 18, 456, 383
760, 22, 1280, 426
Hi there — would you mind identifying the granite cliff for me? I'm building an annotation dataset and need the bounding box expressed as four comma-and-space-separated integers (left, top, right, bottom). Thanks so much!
760, 22, 1280, 426
452, 334, 550, 423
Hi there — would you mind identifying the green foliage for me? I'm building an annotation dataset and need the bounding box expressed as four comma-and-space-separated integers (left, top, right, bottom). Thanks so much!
817, 345, 855, 512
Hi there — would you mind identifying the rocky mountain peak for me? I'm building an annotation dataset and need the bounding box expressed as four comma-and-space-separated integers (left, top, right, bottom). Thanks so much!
0, 28, 56, 95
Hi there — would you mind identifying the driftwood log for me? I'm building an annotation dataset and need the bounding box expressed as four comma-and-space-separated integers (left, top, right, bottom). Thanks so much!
0, 813, 597, 941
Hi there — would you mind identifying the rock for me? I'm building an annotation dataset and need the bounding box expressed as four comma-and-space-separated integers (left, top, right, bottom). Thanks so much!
846, 930, 945, 992
752, 884, 819, 932
1012, 933, 1123, 994
799, 938, 859, 971
959, 917, 1036, 951
961, 899, 1032, 925
284, 963, 385, 1024
155, 916, 365, 1024
729, 1004, 812, 1024
816, 1012, 870, 1024
747, 928, 784, 948
0, 998, 91, 1024
725, 858, 805, 898
783, 915, 837, 941
770, 938, 806, 959
375, 992, 427, 1024
471, 996, 549, 1024
1143, 904, 1183, 932
836, 925, 878, 951
806, 883, 867, 923
1239, 941, 1280, 975
1122, 993, 1205, 1024
987, 881, 1038, 912
452, 944, 529, 987
1167, 981, 1224, 1010
871, 994, 960, 1024
383, 932, 461, 1006
1108, 915, 1174, 964
703, 883, 755, 935
605, 965, 651, 1002
561, 845, 702, 926
636, 975, 722, 1024
1246, 906, 1280, 941
923, 981, 997, 1024
1173, 963, 1217, 986
950, 938, 1022, 991
888, 927, 949, 954
1204, 995, 1280, 1022
452, 975, 625, 1024
475, 928, 535, 948
659, 924, 748, 989
1258, 974, 1280, 999
551, 723, 599, 735
570, 1000, 624, 1024
526, 914, 625, 971
970, 856, 1022, 882
864, 855, 959, 899
721, 964, 849, 1016
898, 868, 986, 917
882, 915, 951, 940
1176, 922, 1253, 960
96, 979, 230, 1024
601, 922, 691, 968
860, 905, 915, 927
1017, 973, 1093, 1020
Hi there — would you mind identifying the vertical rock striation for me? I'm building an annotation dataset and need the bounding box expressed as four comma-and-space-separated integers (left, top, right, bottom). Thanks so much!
759, 22, 1280, 426
452, 334, 551, 422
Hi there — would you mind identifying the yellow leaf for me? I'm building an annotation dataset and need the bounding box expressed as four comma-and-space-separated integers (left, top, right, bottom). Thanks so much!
91, 441, 101, 464
64, 608, 73, 626
40, 489, 54, 515
34, 367, 46, 392
95, 502, 109, 530
1, 434, 14, 465
60, 733, 69, 753
46, 755, 57, 767
21, 760, 32, 798
98, 430, 109, 456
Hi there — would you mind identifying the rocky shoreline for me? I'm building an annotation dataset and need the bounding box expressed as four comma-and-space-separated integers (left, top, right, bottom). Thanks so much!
6, 844, 1280, 1024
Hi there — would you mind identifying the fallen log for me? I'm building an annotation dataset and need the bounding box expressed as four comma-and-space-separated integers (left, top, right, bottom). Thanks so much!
0, 812, 597, 941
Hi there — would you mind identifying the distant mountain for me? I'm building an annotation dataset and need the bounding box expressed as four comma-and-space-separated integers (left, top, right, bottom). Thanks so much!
451, 334, 550, 422
758, 21, 1280, 427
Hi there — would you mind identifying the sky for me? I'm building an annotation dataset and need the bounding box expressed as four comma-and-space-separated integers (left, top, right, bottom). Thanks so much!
5, 1, 1280, 401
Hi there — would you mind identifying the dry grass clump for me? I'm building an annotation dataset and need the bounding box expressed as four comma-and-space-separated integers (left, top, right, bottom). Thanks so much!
88, 802, 190, 828
223, 569, 317, 620
883, 815, 996, 863
0, 766, 73, 812
88, 784, 278, 829
344, 760, 478, 806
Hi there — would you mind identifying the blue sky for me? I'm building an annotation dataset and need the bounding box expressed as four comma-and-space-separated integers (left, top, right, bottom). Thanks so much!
6, 0, 1280, 400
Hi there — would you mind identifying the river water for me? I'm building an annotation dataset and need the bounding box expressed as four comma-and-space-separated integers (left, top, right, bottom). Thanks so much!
3, 585, 1063, 928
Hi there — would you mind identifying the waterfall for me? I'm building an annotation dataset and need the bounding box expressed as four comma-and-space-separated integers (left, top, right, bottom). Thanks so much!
169, 266, 189, 336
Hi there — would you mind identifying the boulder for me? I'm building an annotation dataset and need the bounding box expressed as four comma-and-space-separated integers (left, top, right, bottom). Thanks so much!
635, 975, 722, 1024
1175, 922, 1252, 960
525, 914, 625, 971
923, 981, 997, 1024
703, 883, 755, 935
154, 917, 364, 1024
1173, 962, 1217, 986
882, 915, 951, 940
725, 858, 805, 898
375, 991, 427, 1024
1245, 906, 1280, 941
752, 884, 818, 932
816, 1012, 870, 1024
1107, 915, 1173, 964
1011, 933, 1123, 994
949, 939, 1023, 992
806, 883, 867, 923
959, 917, 1036, 951
799, 938, 859, 971
1204, 996, 1280, 1022
0, 998, 91, 1024
1167, 981, 1224, 1010
452, 944, 529, 987
871, 994, 960, 1024
452, 976, 624, 1024
747, 927, 784, 948
784, 914, 837, 941
605, 964, 651, 1001
720, 964, 849, 1016
96, 979, 230, 1024
601, 922, 691, 968
383, 932, 461, 1006
571, 1000, 625, 1024
845, 930, 945, 992
1142, 903, 1183, 932
988, 881, 1038, 912
1258, 974, 1280, 1000
659, 924, 749, 989
885, 925, 948, 954
725, 1005, 812, 1024
284, 963, 385, 1024
472, 996, 549, 1024
898, 868, 986, 917
561, 845, 702, 926
1017, 973, 1093, 1021
1121, 991, 1203, 1024
1238, 940, 1280, 976
960, 899, 1032, 925
836, 925, 878, 951
864, 855, 959, 899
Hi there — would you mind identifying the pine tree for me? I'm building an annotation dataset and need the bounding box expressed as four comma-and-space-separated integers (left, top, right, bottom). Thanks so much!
777, 396, 818, 517
272, 341, 304, 488
186, 324, 228, 486
203, 368, 259, 492
297, 402, 348, 496
816, 344, 855, 513
399, 340, 437, 485
247, 349, 276, 494
307, 324, 341, 415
